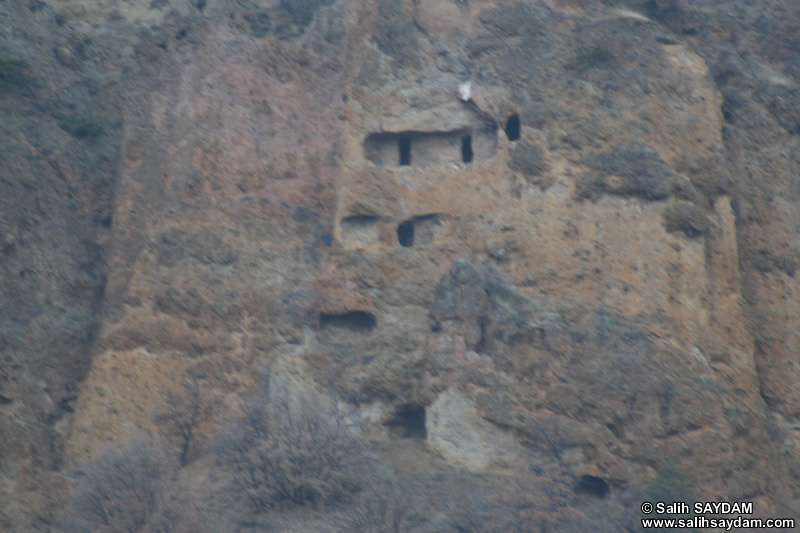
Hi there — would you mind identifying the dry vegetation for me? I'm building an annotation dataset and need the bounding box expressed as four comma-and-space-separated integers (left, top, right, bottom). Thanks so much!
55, 366, 681, 532
55, 367, 671, 532
213, 376, 363, 512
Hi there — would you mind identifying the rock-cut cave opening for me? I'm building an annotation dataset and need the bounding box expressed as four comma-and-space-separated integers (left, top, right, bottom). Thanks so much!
319, 311, 376, 333
505, 113, 520, 141
364, 126, 497, 168
461, 134, 473, 163
397, 220, 415, 247
397, 214, 442, 248
398, 136, 412, 165
573, 475, 610, 499
386, 404, 427, 439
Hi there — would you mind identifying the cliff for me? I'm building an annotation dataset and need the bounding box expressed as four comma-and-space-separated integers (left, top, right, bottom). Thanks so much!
2, 0, 800, 530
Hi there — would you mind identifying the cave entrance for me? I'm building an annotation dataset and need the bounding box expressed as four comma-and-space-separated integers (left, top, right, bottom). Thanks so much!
573, 475, 610, 499
399, 136, 412, 166
397, 214, 441, 247
505, 113, 521, 141
397, 220, 414, 247
386, 404, 427, 439
319, 311, 376, 333
461, 134, 473, 163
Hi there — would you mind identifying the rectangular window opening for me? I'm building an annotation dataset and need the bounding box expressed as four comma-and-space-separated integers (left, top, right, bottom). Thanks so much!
461, 134, 473, 163
399, 136, 412, 166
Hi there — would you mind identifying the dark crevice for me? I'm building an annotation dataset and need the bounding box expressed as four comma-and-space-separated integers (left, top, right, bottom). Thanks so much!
606, 422, 623, 439
320, 311, 376, 333
474, 317, 489, 354
722, 108, 734, 124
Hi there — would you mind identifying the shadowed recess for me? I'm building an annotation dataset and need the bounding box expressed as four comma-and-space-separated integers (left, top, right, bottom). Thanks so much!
341, 214, 378, 226
397, 213, 442, 247
386, 404, 427, 439
397, 220, 414, 247
574, 475, 610, 499
320, 311, 376, 333
461, 134, 473, 163
364, 127, 497, 167
399, 136, 412, 165
339, 215, 379, 245
505, 113, 520, 141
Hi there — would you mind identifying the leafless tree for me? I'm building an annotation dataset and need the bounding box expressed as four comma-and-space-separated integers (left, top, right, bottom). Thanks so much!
215, 378, 363, 512
338, 468, 431, 533
153, 373, 219, 466
140, 489, 210, 533
62, 433, 177, 533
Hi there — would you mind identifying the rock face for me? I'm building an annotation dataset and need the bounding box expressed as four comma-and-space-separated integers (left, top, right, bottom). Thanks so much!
4, 0, 800, 529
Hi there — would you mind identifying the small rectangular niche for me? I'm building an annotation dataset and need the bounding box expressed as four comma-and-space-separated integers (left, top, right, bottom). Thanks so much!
340, 214, 379, 246
397, 213, 442, 247
398, 220, 414, 247
574, 475, 610, 499
385, 404, 427, 439
461, 134, 473, 163
399, 136, 412, 165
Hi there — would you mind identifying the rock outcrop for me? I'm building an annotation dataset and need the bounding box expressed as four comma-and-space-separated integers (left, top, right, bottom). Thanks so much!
4, 0, 800, 529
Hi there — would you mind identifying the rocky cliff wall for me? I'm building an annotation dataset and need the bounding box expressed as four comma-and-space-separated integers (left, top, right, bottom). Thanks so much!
3, 0, 800, 529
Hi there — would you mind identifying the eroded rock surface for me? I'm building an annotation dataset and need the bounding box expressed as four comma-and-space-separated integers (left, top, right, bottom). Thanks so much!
4, 0, 800, 529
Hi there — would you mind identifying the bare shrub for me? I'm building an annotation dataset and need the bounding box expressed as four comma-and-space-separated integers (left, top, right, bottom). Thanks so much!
451, 461, 577, 533
338, 467, 432, 533
141, 490, 210, 533
215, 378, 363, 512
449, 486, 492, 532
62, 434, 177, 533
153, 373, 219, 466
